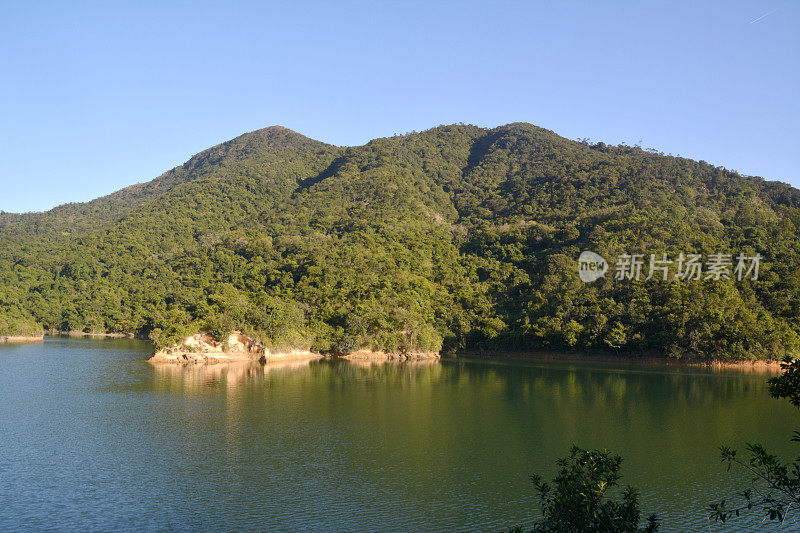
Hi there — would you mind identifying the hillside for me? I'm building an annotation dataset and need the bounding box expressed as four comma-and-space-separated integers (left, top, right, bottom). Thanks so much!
1, 123, 798, 359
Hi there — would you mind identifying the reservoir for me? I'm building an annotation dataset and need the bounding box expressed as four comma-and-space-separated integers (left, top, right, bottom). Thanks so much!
0, 338, 795, 531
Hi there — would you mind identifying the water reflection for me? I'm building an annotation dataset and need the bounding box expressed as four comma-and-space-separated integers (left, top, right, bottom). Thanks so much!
2, 339, 796, 532
150, 359, 321, 391
147, 357, 446, 392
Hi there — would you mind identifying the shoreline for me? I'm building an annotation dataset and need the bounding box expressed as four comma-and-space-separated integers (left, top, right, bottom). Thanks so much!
0, 334, 44, 343
44, 330, 146, 339
149, 348, 439, 365
341, 349, 440, 363
148, 331, 443, 365
454, 350, 785, 374
20, 329, 788, 374
149, 348, 324, 365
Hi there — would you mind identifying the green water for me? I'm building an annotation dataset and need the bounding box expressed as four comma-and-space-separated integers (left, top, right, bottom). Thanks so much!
0, 338, 796, 531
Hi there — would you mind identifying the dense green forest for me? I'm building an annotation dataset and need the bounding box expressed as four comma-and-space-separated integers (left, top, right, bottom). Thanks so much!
1, 123, 798, 359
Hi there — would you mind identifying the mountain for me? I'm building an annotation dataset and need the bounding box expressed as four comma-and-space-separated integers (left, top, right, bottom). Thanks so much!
1, 123, 798, 359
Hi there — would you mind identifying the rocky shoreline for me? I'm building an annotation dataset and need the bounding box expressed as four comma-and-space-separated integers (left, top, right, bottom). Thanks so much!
49, 329, 780, 373
0, 335, 44, 343
148, 332, 311, 364
341, 349, 440, 363
3, 329, 788, 372
148, 332, 440, 365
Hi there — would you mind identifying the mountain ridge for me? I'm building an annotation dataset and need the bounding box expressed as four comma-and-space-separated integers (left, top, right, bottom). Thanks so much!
4, 122, 798, 218
0, 123, 798, 360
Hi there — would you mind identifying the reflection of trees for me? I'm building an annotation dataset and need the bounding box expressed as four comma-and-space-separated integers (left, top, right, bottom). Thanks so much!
143, 359, 783, 455
145, 358, 771, 420
132, 357, 793, 530
150, 359, 321, 392
146, 358, 447, 394
141, 358, 789, 466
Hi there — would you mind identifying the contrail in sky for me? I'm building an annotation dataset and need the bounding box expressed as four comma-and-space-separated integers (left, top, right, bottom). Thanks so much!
749, 2, 787, 24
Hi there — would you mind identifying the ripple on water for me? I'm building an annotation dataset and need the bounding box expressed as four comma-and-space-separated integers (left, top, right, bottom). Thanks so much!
0, 339, 796, 532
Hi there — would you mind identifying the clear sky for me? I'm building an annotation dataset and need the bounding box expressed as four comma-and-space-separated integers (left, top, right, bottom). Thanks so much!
1, 1, 798, 213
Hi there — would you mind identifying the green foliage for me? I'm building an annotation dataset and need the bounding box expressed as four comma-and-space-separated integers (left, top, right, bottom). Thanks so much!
769, 357, 800, 407
333, 334, 359, 355
0, 308, 41, 337
710, 440, 800, 524
0, 123, 798, 358
515, 446, 658, 532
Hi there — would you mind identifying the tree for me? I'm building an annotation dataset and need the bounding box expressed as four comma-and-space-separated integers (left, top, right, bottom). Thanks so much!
514, 446, 658, 532
768, 358, 800, 407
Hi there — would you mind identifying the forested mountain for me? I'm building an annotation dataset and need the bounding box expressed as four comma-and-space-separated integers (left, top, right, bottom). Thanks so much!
1, 123, 799, 359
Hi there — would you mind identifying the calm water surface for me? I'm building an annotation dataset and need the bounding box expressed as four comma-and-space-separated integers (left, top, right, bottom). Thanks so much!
0, 338, 797, 531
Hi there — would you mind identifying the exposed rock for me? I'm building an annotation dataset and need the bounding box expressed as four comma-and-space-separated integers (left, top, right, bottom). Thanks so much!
150, 332, 259, 364
149, 331, 440, 365
258, 349, 323, 364
341, 349, 440, 363
148, 331, 320, 365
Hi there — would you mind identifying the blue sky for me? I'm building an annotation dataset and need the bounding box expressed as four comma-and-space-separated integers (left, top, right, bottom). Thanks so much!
1, 0, 798, 213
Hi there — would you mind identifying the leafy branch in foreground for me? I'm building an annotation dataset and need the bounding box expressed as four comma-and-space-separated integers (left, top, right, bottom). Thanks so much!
769, 358, 800, 408
513, 446, 658, 532
709, 357, 800, 525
